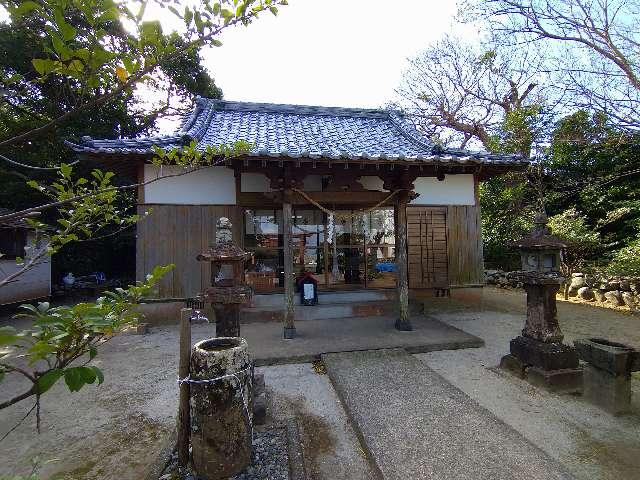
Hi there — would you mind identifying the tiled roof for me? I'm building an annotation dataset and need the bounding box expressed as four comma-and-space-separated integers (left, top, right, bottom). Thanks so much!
67, 98, 527, 166
0, 208, 31, 229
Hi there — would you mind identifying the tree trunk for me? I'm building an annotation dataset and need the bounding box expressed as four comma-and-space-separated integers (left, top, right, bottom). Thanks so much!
282, 197, 296, 338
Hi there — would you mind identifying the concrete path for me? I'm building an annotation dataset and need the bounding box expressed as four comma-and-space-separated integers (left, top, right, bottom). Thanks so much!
241, 315, 483, 366
323, 349, 574, 480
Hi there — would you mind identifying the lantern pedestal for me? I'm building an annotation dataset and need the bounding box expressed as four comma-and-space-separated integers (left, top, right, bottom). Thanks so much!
500, 273, 582, 393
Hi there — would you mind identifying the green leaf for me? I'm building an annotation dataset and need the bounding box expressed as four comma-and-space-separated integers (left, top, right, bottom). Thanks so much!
37, 369, 64, 394
212, 39, 222, 47
0, 326, 19, 346
13, 1, 39, 17
91, 366, 104, 385
64, 366, 97, 392
59, 163, 72, 178
32, 58, 57, 76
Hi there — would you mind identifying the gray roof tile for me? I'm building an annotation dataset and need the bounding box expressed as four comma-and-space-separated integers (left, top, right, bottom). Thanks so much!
67, 99, 528, 166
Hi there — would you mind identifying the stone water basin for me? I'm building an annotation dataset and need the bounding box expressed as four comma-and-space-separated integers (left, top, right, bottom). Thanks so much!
574, 337, 640, 375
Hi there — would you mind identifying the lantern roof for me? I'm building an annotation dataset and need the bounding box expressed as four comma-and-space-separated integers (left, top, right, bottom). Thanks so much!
196, 242, 252, 263
516, 212, 567, 250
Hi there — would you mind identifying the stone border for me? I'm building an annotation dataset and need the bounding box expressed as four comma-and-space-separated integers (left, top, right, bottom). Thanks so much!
285, 419, 308, 480
143, 428, 177, 480
142, 422, 307, 480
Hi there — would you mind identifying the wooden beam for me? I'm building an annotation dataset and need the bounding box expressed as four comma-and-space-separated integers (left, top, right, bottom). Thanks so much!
395, 191, 412, 331
282, 195, 296, 338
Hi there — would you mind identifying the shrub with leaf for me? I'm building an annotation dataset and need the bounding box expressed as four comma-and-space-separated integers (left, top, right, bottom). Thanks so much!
0, 264, 173, 427
548, 208, 600, 298
607, 238, 640, 276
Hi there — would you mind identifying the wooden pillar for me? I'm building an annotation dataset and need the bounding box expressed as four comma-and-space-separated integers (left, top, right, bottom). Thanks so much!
177, 308, 191, 466
395, 190, 412, 331
282, 193, 296, 338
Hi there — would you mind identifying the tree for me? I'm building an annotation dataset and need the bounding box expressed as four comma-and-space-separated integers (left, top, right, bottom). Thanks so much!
547, 207, 600, 298
464, 0, 640, 129
0, 0, 287, 434
544, 110, 640, 253
395, 34, 545, 157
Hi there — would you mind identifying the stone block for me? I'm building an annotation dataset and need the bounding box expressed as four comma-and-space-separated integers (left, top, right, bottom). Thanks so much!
525, 366, 583, 394
500, 354, 526, 379
604, 290, 623, 306
574, 338, 638, 375
621, 292, 635, 308
583, 365, 631, 415
577, 286, 594, 301
253, 394, 267, 425
135, 323, 150, 335
510, 336, 579, 371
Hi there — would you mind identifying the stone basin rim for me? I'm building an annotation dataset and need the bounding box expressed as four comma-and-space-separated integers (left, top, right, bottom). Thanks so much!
587, 337, 635, 351
194, 337, 247, 352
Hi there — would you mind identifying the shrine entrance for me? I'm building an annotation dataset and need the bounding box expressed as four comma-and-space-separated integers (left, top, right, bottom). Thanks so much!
243, 206, 396, 293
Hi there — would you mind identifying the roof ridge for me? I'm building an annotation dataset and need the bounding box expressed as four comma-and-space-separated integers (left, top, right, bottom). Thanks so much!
387, 112, 436, 152
202, 98, 390, 119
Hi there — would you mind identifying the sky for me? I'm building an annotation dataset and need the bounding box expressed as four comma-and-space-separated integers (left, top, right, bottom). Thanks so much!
0, 0, 465, 109
183, 0, 462, 109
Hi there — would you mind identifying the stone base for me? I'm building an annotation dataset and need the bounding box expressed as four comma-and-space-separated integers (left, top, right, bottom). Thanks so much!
283, 327, 296, 339
501, 354, 583, 394
526, 366, 583, 394
510, 336, 579, 371
252, 373, 267, 425
500, 354, 526, 379
583, 365, 631, 415
394, 319, 413, 331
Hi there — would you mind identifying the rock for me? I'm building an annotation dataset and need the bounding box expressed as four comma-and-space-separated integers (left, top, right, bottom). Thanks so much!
594, 290, 607, 303
607, 280, 620, 291
604, 290, 624, 307
577, 286, 594, 301
619, 279, 631, 292
572, 272, 584, 277
622, 292, 635, 308
568, 275, 586, 297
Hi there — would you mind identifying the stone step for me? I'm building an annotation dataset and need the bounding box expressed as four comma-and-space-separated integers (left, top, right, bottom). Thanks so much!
250, 289, 395, 308
241, 300, 394, 323
322, 349, 573, 480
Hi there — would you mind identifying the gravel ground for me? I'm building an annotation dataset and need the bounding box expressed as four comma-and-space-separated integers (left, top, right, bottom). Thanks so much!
159, 426, 289, 480
420, 287, 640, 480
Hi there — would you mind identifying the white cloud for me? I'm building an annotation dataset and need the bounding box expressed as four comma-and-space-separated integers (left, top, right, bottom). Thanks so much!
197, 0, 460, 108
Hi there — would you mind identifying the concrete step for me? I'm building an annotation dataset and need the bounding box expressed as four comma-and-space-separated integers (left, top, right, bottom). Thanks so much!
322, 349, 573, 480
250, 289, 395, 308
241, 299, 394, 323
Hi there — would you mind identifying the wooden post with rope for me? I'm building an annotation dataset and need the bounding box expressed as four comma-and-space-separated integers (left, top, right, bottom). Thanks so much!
177, 307, 192, 466
395, 190, 412, 331
283, 190, 296, 339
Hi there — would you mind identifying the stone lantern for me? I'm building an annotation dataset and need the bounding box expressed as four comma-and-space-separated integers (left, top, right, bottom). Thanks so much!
501, 212, 583, 393
517, 212, 564, 274
196, 218, 252, 337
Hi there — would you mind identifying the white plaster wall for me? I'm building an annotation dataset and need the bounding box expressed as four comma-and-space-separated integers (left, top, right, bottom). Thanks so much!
411, 174, 475, 205
143, 165, 236, 205
358, 176, 386, 191
0, 237, 51, 305
241, 172, 272, 192
303, 175, 323, 191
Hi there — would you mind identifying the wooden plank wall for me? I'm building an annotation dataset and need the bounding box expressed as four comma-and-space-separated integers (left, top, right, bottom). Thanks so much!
406, 204, 484, 289
407, 207, 449, 288
136, 204, 243, 298
446, 204, 484, 286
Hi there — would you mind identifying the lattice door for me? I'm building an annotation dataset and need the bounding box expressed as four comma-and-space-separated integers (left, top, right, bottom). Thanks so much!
407, 207, 449, 288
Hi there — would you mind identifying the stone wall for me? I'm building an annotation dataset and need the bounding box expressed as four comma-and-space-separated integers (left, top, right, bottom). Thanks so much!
485, 270, 640, 309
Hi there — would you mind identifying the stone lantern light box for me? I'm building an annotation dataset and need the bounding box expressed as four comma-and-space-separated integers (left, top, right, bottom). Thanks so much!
196, 217, 253, 337
517, 212, 565, 273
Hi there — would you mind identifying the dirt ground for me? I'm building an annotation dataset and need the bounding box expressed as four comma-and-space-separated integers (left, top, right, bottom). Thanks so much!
420, 287, 640, 480
1, 288, 639, 479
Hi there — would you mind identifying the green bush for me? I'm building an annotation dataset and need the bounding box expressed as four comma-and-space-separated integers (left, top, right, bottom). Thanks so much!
607, 238, 640, 276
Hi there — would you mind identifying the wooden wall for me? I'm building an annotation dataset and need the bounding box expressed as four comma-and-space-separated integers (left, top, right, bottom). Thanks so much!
136, 204, 243, 298
446, 204, 484, 286
406, 204, 484, 289
407, 207, 449, 288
